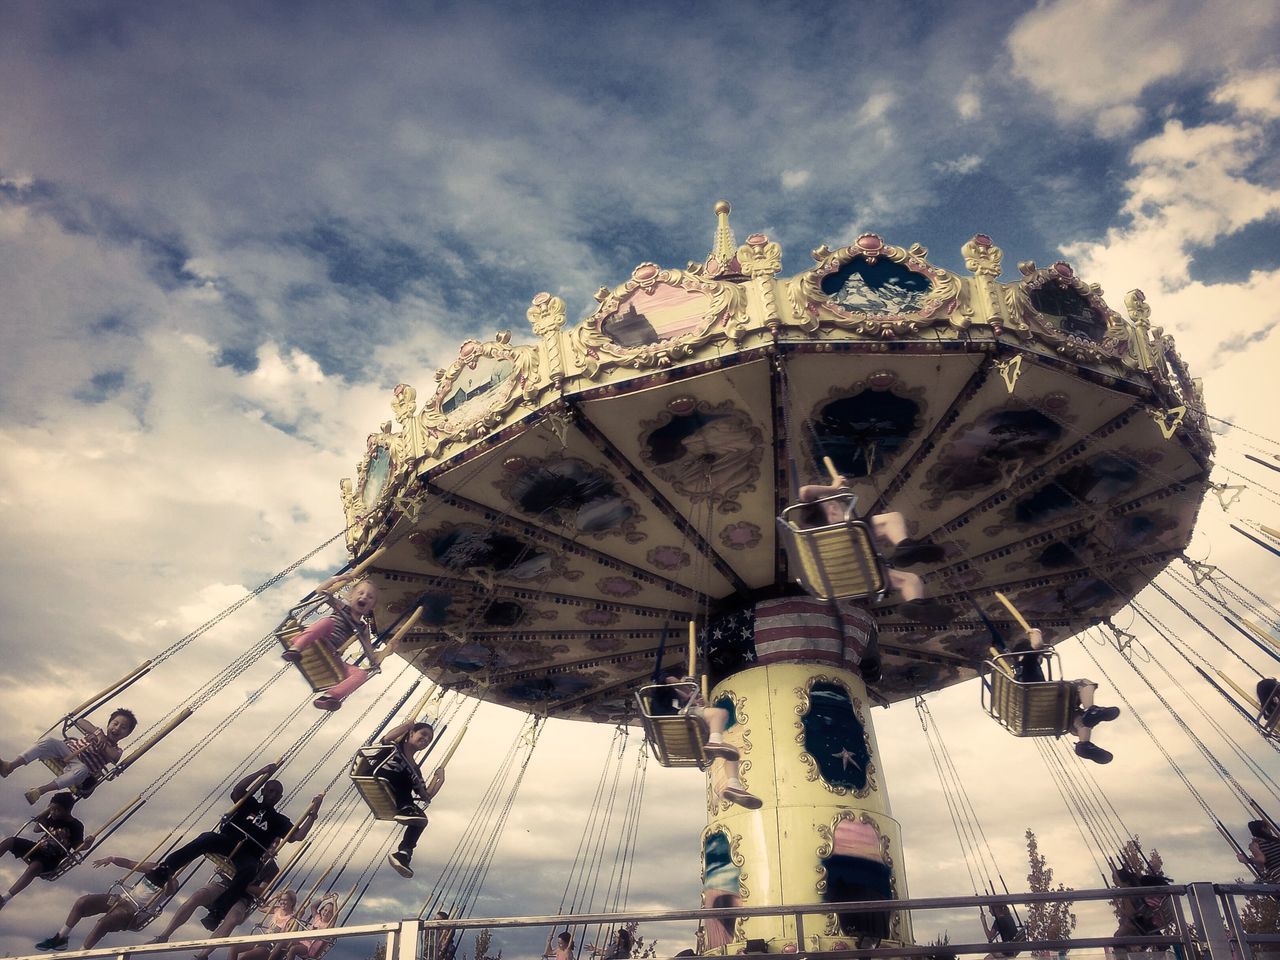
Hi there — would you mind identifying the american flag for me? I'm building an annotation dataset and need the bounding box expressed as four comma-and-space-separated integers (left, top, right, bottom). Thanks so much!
704, 596, 876, 682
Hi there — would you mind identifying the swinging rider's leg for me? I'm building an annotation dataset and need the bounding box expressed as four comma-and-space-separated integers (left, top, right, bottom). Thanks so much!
698, 705, 740, 763
313, 662, 370, 711
1070, 680, 1120, 765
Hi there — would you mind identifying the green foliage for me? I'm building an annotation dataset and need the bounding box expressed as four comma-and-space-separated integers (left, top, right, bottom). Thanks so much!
1238, 882, 1280, 937
465, 928, 502, 960
1024, 828, 1077, 944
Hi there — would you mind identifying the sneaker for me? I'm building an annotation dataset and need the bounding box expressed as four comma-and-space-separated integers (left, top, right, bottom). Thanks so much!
722, 784, 764, 810
388, 850, 414, 878
281, 649, 302, 664
200, 910, 224, 932
313, 696, 342, 711
35, 934, 69, 951
395, 806, 428, 825
702, 742, 740, 763
1074, 741, 1113, 764
142, 865, 172, 889
24, 787, 42, 805
1080, 706, 1121, 728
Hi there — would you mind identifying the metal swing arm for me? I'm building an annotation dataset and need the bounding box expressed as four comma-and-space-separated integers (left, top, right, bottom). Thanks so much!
50, 660, 155, 739
111, 707, 195, 778
1215, 669, 1280, 736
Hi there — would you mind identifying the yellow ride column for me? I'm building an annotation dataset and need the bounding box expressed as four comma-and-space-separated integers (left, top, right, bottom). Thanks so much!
698, 598, 912, 954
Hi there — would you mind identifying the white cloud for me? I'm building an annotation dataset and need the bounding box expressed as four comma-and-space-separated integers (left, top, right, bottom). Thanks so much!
1061, 116, 1280, 290
781, 169, 811, 190
1212, 66, 1280, 119
857, 92, 895, 126
955, 83, 981, 120
932, 154, 983, 176
1007, 0, 1280, 135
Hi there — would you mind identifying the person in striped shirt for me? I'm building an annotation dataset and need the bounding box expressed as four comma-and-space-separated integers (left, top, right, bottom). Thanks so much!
0, 708, 137, 804
1238, 819, 1280, 883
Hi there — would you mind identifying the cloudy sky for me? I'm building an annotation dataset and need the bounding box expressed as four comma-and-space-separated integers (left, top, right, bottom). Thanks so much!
2, 0, 1280, 954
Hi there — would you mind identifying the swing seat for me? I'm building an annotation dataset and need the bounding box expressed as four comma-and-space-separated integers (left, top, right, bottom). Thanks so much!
109, 881, 172, 931
777, 495, 889, 602
23, 825, 81, 881
38, 755, 101, 799
635, 682, 712, 769
980, 652, 1075, 737
349, 746, 412, 821
274, 597, 358, 693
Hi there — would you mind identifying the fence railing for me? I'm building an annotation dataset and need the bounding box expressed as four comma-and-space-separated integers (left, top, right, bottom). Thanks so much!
12, 881, 1278, 960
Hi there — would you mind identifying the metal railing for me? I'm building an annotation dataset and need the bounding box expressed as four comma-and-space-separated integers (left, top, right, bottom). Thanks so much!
12, 881, 1278, 960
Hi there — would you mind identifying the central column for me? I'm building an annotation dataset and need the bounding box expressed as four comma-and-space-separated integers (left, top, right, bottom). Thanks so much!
698, 596, 911, 954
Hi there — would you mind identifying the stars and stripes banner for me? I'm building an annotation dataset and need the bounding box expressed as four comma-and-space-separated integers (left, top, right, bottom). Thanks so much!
705, 596, 877, 683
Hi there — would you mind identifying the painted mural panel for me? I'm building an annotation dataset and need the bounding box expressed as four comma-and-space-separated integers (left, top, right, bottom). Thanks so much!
702, 830, 742, 949
601, 286, 715, 347
820, 257, 932, 316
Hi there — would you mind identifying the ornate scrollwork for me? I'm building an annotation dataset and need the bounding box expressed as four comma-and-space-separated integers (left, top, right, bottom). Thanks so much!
1013, 262, 1133, 365
414, 333, 543, 458
787, 234, 961, 337
568, 264, 748, 378
957, 234, 1030, 335
793, 674, 877, 799
528, 292, 568, 386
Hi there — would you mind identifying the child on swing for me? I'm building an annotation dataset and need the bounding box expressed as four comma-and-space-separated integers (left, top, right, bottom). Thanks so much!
376, 720, 446, 879
0, 708, 138, 804
282, 573, 396, 711
270, 896, 339, 960
795, 475, 952, 625
659, 675, 761, 811
0, 792, 90, 911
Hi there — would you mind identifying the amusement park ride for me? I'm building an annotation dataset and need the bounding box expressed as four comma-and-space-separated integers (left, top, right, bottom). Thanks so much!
6, 201, 1279, 958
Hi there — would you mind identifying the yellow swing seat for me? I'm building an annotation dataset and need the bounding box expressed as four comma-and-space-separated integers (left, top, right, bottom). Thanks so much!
349, 746, 415, 821
274, 597, 360, 693
635, 681, 712, 769
777, 493, 889, 602
38, 756, 103, 800
980, 650, 1075, 738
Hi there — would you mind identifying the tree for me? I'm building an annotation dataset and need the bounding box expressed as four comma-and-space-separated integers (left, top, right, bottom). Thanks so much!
1237, 882, 1280, 954
370, 943, 387, 960
464, 928, 502, 960
926, 931, 956, 960
1024, 828, 1077, 953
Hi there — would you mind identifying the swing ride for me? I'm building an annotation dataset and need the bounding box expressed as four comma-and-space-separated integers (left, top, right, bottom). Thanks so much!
313, 201, 1228, 952
8, 200, 1280, 960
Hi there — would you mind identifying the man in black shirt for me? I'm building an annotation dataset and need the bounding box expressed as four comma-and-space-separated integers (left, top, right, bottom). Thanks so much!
143, 764, 320, 929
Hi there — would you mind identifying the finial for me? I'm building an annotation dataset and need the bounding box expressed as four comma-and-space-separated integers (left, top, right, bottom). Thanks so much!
704, 200, 740, 277
711, 200, 737, 264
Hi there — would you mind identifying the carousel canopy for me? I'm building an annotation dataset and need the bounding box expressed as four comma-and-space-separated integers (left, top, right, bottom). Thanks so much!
339, 202, 1211, 720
